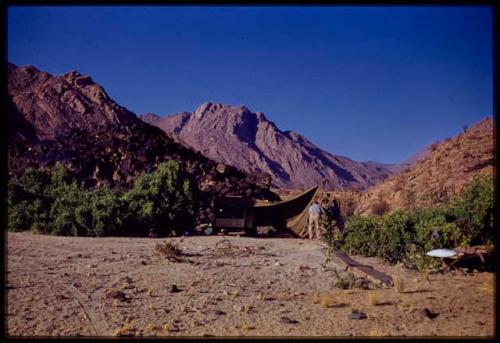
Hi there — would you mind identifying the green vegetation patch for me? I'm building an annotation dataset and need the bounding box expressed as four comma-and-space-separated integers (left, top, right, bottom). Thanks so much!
8, 161, 197, 237
325, 175, 494, 271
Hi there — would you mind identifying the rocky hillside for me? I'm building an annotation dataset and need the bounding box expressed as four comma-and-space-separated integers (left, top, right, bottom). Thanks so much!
8, 63, 280, 224
356, 117, 495, 215
140, 103, 396, 191
8, 63, 138, 141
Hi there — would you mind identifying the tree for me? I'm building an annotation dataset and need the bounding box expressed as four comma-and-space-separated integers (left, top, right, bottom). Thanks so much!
123, 160, 196, 236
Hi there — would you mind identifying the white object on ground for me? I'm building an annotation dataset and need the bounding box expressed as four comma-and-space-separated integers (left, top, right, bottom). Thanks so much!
425, 248, 457, 258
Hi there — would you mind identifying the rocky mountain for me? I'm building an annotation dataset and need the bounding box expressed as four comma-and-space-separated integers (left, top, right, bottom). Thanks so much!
8, 63, 138, 141
356, 117, 495, 215
140, 103, 396, 191
7, 63, 280, 224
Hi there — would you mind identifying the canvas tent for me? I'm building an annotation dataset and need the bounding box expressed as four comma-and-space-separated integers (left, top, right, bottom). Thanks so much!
214, 185, 319, 238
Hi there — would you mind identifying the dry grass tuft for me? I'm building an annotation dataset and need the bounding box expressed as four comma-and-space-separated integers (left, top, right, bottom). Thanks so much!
424, 270, 432, 284
367, 292, 381, 306
319, 293, 335, 308
479, 281, 494, 295
153, 241, 184, 262
276, 292, 290, 301
113, 323, 135, 337
393, 276, 404, 293
397, 302, 414, 313
147, 288, 154, 297
371, 198, 390, 216
146, 324, 160, 332
242, 322, 255, 331
368, 326, 389, 336
163, 323, 175, 333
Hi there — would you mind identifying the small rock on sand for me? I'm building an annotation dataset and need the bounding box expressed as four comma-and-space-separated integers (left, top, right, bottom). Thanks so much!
105, 290, 127, 301
348, 310, 367, 320
169, 284, 181, 293
280, 316, 299, 324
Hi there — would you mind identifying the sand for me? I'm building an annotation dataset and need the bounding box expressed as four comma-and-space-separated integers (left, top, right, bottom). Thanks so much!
5, 231, 495, 337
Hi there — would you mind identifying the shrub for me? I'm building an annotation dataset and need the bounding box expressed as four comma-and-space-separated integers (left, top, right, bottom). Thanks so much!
412, 206, 462, 248
88, 189, 125, 236
8, 167, 53, 233
371, 197, 390, 216
49, 180, 86, 236
337, 191, 360, 217
341, 216, 381, 257
8, 161, 198, 237
400, 206, 461, 270
450, 175, 494, 245
71, 188, 125, 237
46, 170, 128, 237
326, 175, 495, 271
377, 210, 415, 264
392, 276, 404, 293
8, 198, 32, 232
401, 188, 417, 209
122, 160, 196, 236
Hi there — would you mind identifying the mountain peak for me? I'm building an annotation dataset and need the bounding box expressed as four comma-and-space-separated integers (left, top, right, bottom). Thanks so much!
141, 102, 395, 190
193, 102, 253, 120
8, 63, 136, 140
194, 102, 220, 119
63, 70, 98, 88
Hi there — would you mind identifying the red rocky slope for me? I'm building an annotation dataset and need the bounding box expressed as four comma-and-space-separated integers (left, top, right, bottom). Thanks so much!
356, 117, 495, 215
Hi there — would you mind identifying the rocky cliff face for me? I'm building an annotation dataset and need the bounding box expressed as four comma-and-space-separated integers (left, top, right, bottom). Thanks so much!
356, 117, 495, 215
140, 103, 396, 191
8, 63, 138, 141
8, 63, 280, 224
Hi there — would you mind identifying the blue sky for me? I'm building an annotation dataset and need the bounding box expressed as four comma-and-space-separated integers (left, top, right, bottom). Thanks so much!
8, 6, 493, 164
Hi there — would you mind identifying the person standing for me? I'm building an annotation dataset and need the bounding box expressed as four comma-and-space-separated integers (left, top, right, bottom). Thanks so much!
308, 199, 323, 239
327, 198, 344, 232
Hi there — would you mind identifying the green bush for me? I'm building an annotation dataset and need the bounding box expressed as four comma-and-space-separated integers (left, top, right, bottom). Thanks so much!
412, 206, 463, 250
331, 175, 494, 271
450, 174, 494, 245
49, 179, 85, 236
122, 160, 196, 236
403, 206, 462, 270
377, 210, 414, 264
8, 167, 54, 233
341, 216, 381, 257
88, 189, 125, 237
49, 185, 126, 237
8, 161, 198, 237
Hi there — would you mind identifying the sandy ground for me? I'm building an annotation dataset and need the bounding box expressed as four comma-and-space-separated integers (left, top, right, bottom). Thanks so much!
5, 231, 495, 338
